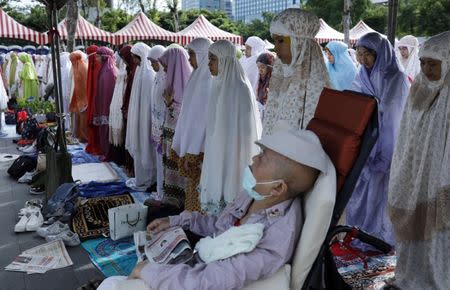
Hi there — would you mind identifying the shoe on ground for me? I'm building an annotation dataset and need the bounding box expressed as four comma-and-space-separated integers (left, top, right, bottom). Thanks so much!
15, 214, 31, 232
37, 221, 70, 238
26, 211, 44, 231
25, 198, 44, 209
22, 145, 37, 154
18, 205, 40, 218
46, 230, 81, 247
18, 171, 36, 184
30, 186, 45, 195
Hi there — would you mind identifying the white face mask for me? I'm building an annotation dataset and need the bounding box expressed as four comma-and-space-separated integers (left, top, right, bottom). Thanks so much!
242, 166, 282, 201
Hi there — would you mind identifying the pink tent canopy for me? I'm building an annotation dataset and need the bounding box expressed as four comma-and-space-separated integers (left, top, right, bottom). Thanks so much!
114, 12, 181, 45
41, 14, 114, 44
350, 20, 386, 43
0, 9, 43, 44
177, 15, 243, 45
315, 19, 344, 44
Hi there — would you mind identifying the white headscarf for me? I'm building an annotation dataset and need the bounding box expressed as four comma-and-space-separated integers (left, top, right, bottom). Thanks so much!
125, 43, 156, 169
109, 56, 127, 146
388, 31, 450, 289
172, 37, 213, 157
200, 40, 262, 214
240, 36, 266, 95
148, 45, 167, 148
396, 35, 421, 81
263, 8, 330, 136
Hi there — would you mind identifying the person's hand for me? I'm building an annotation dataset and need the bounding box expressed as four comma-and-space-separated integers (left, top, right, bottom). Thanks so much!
147, 217, 170, 234
128, 260, 148, 280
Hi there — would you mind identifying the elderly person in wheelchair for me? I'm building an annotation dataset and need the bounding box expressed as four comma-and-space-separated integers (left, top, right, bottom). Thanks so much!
98, 127, 336, 290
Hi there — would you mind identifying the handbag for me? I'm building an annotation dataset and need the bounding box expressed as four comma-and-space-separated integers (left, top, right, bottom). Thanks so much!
7, 155, 37, 180
36, 153, 46, 172
108, 203, 148, 241
45, 125, 73, 200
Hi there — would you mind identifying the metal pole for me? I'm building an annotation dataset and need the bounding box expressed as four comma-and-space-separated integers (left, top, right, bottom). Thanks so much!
343, 0, 352, 46
49, 2, 67, 149
387, 0, 399, 46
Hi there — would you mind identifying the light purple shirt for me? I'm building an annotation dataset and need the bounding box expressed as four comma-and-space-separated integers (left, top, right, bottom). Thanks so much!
140, 191, 303, 290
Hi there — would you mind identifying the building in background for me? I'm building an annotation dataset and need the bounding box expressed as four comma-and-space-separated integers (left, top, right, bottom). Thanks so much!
182, 0, 233, 19
233, 0, 301, 22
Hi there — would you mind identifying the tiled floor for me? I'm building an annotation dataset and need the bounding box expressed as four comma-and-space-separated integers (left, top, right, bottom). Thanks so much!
0, 131, 103, 290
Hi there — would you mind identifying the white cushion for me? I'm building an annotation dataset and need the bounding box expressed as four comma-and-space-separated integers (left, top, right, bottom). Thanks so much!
244, 264, 291, 290
290, 156, 336, 290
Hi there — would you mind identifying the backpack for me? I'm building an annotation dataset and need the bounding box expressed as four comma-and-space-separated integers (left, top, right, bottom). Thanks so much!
21, 118, 41, 140
7, 155, 37, 180
15, 110, 29, 134
36, 128, 55, 153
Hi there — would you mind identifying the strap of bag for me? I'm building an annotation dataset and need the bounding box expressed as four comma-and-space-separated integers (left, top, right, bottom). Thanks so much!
126, 212, 141, 227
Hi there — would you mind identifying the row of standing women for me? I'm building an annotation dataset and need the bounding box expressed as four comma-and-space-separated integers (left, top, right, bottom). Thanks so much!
0, 8, 447, 289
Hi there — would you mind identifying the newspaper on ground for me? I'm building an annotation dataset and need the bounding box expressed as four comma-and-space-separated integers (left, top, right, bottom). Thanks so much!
134, 226, 193, 265
5, 255, 58, 274
4, 239, 73, 274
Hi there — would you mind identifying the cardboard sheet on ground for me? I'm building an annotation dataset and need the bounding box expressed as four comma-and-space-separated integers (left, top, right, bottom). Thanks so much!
72, 162, 119, 183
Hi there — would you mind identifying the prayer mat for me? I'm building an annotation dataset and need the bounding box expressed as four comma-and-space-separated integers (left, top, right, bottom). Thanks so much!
72, 162, 119, 183
72, 193, 134, 240
81, 236, 137, 277
332, 243, 396, 290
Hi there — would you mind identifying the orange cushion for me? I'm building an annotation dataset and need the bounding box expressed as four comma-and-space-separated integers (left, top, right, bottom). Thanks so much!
313, 88, 375, 136
307, 88, 376, 192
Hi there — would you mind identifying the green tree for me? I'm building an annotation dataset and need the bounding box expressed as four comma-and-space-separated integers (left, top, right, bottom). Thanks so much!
101, 9, 133, 32
397, 0, 419, 36
304, 0, 371, 30
21, 6, 48, 32
237, 12, 275, 41
417, 0, 450, 36
362, 4, 387, 34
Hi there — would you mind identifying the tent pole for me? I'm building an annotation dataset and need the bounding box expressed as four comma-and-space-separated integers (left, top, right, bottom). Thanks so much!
387, 0, 399, 46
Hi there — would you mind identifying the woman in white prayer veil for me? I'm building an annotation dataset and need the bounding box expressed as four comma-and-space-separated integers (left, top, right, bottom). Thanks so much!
172, 37, 213, 212
48, 52, 72, 130
200, 39, 262, 214
388, 31, 450, 290
148, 45, 166, 198
396, 35, 421, 82
125, 43, 156, 191
263, 8, 330, 136
240, 36, 266, 95
108, 55, 127, 147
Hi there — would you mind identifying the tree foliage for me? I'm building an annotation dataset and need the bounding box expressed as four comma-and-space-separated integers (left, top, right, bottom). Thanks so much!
101, 9, 133, 32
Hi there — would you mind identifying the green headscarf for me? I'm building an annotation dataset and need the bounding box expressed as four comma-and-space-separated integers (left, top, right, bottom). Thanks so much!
19, 54, 39, 99
19, 54, 38, 81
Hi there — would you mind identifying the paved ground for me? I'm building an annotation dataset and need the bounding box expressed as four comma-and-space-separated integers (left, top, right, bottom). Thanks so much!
0, 126, 104, 290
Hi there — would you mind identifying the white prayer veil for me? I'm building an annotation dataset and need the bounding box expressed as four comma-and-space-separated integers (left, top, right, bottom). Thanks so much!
125, 43, 156, 170
263, 8, 330, 136
397, 35, 421, 80
241, 36, 266, 94
148, 45, 167, 147
109, 56, 127, 146
200, 39, 262, 214
388, 31, 450, 289
172, 37, 213, 157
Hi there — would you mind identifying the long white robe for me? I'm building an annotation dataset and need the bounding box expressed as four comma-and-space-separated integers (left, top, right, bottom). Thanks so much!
125, 43, 156, 188
200, 40, 262, 214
